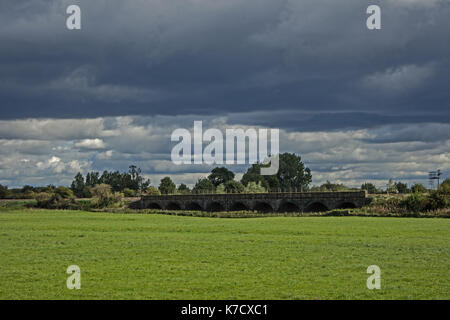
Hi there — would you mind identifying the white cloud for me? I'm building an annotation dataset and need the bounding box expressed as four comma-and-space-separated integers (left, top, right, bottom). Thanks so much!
74, 138, 106, 150
0, 115, 449, 188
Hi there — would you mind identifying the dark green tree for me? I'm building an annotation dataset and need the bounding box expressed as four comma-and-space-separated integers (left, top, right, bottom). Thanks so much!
70, 173, 85, 197
159, 177, 176, 195
192, 178, 215, 194
361, 182, 378, 194
0, 184, 8, 199
313, 181, 350, 192
277, 153, 312, 192
394, 182, 409, 194
128, 165, 150, 191
177, 184, 191, 194
241, 163, 280, 192
85, 172, 100, 187
208, 167, 235, 187
410, 183, 427, 193
224, 180, 244, 193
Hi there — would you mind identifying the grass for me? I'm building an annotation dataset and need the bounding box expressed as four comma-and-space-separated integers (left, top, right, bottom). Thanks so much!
0, 208, 449, 299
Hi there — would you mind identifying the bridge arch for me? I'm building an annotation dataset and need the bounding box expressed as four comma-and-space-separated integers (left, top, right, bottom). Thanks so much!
334, 202, 357, 209
147, 202, 162, 209
304, 201, 329, 212
166, 202, 182, 210
207, 202, 225, 212
253, 202, 274, 213
278, 201, 300, 213
230, 202, 249, 211
185, 202, 203, 211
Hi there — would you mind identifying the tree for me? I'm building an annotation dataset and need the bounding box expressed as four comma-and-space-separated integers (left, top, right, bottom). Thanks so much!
244, 181, 267, 193
411, 183, 427, 193
123, 188, 136, 197
128, 165, 151, 191
85, 172, 100, 187
70, 172, 85, 198
394, 182, 409, 194
216, 184, 226, 194
159, 177, 176, 195
224, 180, 244, 193
0, 184, 8, 199
177, 184, 191, 195
241, 163, 271, 190
91, 184, 123, 208
192, 178, 215, 194
55, 186, 74, 199
361, 182, 378, 194
315, 181, 350, 192
439, 179, 450, 194
277, 153, 312, 192
146, 186, 161, 195
386, 179, 398, 194
241, 163, 280, 192
208, 167, 235, 187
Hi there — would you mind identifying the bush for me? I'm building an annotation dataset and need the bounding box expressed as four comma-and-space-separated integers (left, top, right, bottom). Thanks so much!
146, 186, 161, 195
244, 181, 267, 193
55, 186, 74, 198
35, 192, 53, 207
123, 188, 136, 197
35, 188, 77, 209
216, 184, 226, 194
410, 183, 427, 193
401, 193, 428, 212
224, 180, 244, 193
91, 184, 123, 208
82, 186, 93, 198
0, 184, 9, 199
426, 190, 449, 211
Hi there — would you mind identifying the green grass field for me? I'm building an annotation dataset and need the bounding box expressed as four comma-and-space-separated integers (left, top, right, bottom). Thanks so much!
0, 209, 449, 299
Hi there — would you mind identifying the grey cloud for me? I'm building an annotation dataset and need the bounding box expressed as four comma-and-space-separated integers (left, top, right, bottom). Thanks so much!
0, 116, 449, 188
0, 1, 449, 188
0, 0, 449, 126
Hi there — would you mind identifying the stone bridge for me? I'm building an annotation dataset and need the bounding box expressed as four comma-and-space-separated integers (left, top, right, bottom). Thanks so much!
140, 191, 368, 212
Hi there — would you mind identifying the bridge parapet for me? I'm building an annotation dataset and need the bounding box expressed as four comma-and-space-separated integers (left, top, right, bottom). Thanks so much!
140, 191, 367, 212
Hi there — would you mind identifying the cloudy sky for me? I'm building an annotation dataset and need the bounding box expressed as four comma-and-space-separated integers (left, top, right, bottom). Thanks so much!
1, 0, 449, 188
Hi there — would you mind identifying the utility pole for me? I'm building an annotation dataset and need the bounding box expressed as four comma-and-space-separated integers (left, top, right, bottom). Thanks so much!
428, 170, 442, 190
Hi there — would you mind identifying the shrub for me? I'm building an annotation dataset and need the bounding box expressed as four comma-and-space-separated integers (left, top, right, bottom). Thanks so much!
91, 184, 123, 208
146, 186, 161, 195
410, 183, 427, 193
55, 186, 74, 198
224, 180, 244, 193
216, 184, 226, 194
35, 188, 77, 209
0, 184, 9, 199
82, 186, 93, 198
401, 192, 428, 212
177, 184, 191, 195
426, 190, 449, 211
35, 192, 53, 207
244, 181, 267, 193
123, 188, 136, 197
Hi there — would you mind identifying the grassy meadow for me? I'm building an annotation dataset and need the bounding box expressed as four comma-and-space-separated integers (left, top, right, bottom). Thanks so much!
0, 207, 449, 299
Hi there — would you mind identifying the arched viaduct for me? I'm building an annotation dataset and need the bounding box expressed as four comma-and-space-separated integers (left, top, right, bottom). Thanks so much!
140, 191, 368, 213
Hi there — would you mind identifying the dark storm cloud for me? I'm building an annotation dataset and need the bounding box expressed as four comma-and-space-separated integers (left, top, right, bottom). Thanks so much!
1, 0, 449, 130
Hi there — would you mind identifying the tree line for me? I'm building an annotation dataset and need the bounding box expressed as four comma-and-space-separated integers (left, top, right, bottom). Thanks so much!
69, 165, 151, 198
0, 153, 439, 199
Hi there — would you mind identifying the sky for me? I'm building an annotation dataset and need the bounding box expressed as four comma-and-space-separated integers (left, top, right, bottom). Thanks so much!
0, 0, 449, 189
